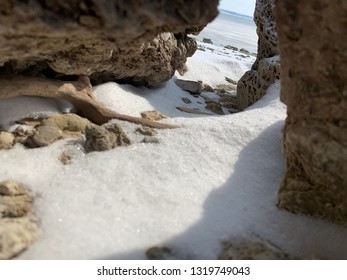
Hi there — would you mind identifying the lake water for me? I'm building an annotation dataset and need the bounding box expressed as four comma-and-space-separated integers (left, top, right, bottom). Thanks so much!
194, 11, 258, 54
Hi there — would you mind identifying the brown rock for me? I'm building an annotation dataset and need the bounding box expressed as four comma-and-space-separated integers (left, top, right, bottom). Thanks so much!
237, 0, 279, 110
218, 241, 292, 260
141, 111, 167, 122
84, 123, 130, 153
0, 0, 218, 86
205, 102, 225, 115
0, 131, 14, 149
146, 246, 173, 260
276, 0, 347, 224
202, 83, 215, 92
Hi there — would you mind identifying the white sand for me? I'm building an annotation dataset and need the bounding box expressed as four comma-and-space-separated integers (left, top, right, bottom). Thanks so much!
1, 47, 347, 260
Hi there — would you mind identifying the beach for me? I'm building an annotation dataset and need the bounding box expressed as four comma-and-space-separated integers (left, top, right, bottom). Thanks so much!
1, 13, 347, 260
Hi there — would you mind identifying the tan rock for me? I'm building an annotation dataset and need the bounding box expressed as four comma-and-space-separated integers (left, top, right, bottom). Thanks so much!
0, 131, 14, 149
141, 111, 167, 121
32, 126, 63, 147
0, 180, 27, 196
277, 0, 347, 224
236, 0, 279, 110
0, 0, 218, 86
41, 114, 89, 133
0, 181, 40, 259
0, 216, 41, 260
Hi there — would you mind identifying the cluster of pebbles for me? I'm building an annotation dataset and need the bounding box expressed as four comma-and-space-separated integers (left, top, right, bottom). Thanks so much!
0, 111, 165, 153
175, 77, 238, 116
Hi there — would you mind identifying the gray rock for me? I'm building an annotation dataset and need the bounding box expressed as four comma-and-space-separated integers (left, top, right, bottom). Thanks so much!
142, 136, 160, 144
32, 126, 63, 147
203, 38, 213, 44
175, 79, 202, 94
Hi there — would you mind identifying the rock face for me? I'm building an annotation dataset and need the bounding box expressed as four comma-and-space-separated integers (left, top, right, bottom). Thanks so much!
277, 0, 347, 224
236, 0, 280, 110
0, 0, 218, 86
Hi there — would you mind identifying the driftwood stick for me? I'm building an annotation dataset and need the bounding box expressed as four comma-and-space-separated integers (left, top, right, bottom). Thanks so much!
0, 75, 178, 129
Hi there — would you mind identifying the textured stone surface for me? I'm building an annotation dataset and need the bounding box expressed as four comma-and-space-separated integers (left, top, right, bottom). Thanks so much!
0, 131, 14, 149
0, 0, 218, 86
175, 79, 202, 94
41, 114, 89, 133
277, 0, 347, 224
32, 126, 63, 147
218, 241, 292, 260
237, 0, 279, 110
140, 111, 167, 122
84, 123, 131, 152
0, 181, 40, 259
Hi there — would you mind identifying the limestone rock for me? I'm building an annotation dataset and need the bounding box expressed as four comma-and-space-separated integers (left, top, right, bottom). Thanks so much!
175, 79, 202, 94
0, 180, 27, 196
0, 131, 14, 149
237, 55, 280, 110
0, 180, 40, 259
237, 0, 279, 110
84, 123, 130, 153
276, 0, 347, 224
0, 216, 41, 260
32, 126, 63, 147
141, 111, 167, 122
0, 0, 218, 86
41, 114, 89, 133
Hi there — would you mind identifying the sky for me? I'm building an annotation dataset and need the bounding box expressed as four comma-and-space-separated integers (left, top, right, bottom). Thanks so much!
218, 0, 256, 17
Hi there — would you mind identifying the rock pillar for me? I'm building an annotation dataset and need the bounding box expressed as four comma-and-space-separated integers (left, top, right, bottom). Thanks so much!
277, 0, 347, 224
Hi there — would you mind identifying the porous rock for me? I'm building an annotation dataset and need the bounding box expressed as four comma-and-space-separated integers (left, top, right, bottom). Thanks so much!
276, 0, 347, 224
0, 0, 218, 86
0, 181, 40, 259
237, 0, 279, 110
84, 123, 130, 152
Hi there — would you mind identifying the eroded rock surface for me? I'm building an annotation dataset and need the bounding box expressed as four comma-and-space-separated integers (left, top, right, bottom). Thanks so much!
0, 0, 218, 86
277, 0, 347, 224
236, 0, 279, 110
0, 180, 41, 259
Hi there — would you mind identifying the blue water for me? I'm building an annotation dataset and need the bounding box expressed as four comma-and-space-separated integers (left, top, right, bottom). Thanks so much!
195, 11, 258, 53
